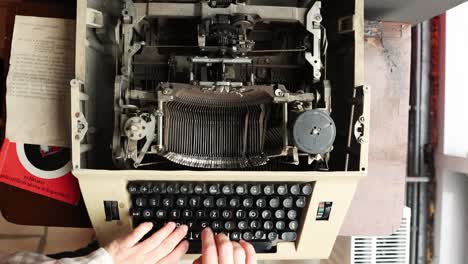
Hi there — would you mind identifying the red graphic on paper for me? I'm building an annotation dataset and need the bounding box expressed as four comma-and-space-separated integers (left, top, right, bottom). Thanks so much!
0, 139, 80, 205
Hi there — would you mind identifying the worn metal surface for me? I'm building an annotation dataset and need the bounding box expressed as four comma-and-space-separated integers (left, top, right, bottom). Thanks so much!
339, 21, 411, 236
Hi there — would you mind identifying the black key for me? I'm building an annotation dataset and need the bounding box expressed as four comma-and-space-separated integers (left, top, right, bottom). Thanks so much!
203, 197, 214, 208
283, 197, 293, 208
302, 184, 313, 195
196, 210, 206, 218
255, 230, 265, 239
264, 185, 274, 195
209, 210, 219, 219
243, 198, 254, 208
222, 185, 233, 195
194, 184, 204, 194
250, 220, 261, 229
182, 209, 193, 219
236, 185, 247, 195
162, 198, 173, 207
155, 209, 166, 219
187, 220, 196, 229
289, 220, 299, 231
277, 184, 288, 195
275, 209, 285, 219
250, 185, 261, 195
189, 197, 200, 207
180, 184, 190, 194
269, 197, 280, 208
222, 210, 233, 219
296, 197, 306, 208
139, 184, 150, 194
128, 184, 138, 194
281, 232, 297, 241
276, 221, 286, 230
166, 184, 176, 194
230, 198, 240, 208
170, 209, 180, 219
236, 209, 246, 219
290, 184, 301, 195
216, 198, 227, 208
256, 198, 267, 208
176, 197, 187, 207
131, 208, 141, 217
262, 210, 272, 219
212, 221, 222, 230
268, 232, 278, 241
200, 221, 210, 229
143, 209, 153, 219
152, 184, 161, 194
231, 232, 241, 241
238, 221, 248, 230
135, 197, 147, 207
149, 196, 159, 207
264, 221, 274, 230
225, 221, 236, 230
243, 232, 254, 241
248, 210, 259, 219
209, 184, 220, 195
287, 210, 297, 220
159, 183, 167, 194
188, 231, 196, 240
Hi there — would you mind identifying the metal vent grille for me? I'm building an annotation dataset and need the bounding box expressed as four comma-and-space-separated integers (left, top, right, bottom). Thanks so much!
351, 207, 411, 264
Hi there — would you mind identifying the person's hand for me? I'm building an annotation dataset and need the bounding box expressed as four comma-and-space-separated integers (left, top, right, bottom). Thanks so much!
104, 222, 189, 264
193, 228, 257, 264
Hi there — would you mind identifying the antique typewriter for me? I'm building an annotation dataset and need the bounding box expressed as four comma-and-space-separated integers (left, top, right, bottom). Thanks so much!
71, 0, 368, 259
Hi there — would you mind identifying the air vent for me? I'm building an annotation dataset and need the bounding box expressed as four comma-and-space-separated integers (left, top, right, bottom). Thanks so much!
351, 207, 411, 264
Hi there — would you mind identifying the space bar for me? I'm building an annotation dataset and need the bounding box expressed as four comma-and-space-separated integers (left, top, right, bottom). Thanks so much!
187, 241, 275, 254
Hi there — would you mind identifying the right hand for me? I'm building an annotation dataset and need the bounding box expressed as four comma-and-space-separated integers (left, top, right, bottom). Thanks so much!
193, 228, 257, 264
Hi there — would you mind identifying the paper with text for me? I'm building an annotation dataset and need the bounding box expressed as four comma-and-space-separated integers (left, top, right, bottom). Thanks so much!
6, 16, 75, 147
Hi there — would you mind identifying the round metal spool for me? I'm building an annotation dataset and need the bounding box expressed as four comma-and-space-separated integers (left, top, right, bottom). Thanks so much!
292, 110, 336, 155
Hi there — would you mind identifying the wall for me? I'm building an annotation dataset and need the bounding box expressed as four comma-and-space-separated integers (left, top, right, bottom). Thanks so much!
366, 0, 467, 24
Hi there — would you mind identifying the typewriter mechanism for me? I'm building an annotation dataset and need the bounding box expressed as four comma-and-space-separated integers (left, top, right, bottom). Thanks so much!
110, 0, 357, 170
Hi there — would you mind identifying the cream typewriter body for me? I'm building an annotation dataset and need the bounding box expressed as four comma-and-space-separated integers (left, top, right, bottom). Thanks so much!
72, 0, 368, 260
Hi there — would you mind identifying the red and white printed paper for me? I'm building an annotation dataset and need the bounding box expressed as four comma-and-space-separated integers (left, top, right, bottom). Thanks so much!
0, 139, 80, 205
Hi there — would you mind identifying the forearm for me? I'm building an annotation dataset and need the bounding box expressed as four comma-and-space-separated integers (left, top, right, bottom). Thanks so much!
0, 248, 113, 264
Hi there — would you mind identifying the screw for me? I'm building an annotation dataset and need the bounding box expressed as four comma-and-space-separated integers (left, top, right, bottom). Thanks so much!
314, 71, 321, 79
315, 14, 322, 22
275, 89, 285, 97
359, 116, 365, 123
163, 88, 172, 95
75, 112, 80, 118
75, 135, 80, 140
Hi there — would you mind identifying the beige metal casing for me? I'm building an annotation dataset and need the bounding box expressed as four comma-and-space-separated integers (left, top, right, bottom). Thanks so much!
72, 0, 367, 260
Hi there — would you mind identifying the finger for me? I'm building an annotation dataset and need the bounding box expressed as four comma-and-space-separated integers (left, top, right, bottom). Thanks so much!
193, 256, 202, 264
120, 222, 153, 247
215, 233, 234, 264
201, 228, 218, 264
157, 240, 189, 264
239, 240, 257, 264
232, 242, 246, 264
138, 222, 177, 253
148, 224, 189, 261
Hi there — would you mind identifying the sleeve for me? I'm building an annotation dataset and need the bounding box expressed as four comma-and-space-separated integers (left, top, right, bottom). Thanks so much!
0, 248, 113, 264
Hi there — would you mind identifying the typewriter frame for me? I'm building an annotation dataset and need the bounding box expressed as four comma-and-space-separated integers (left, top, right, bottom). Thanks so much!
71, 0, 367, 260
